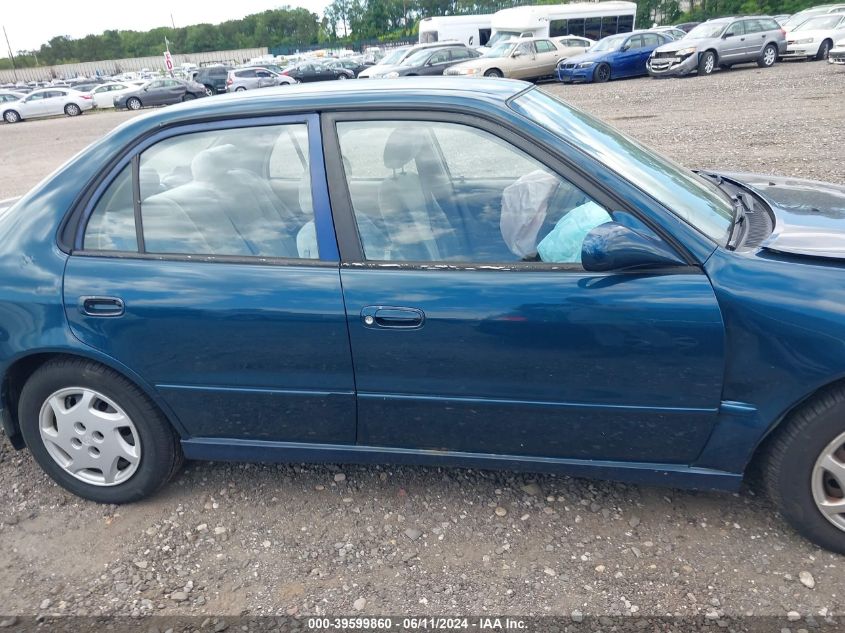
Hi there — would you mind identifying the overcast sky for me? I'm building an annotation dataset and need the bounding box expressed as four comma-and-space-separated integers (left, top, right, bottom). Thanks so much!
1, 0, 332, 53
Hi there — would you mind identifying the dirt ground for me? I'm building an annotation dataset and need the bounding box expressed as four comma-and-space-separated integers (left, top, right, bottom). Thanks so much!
1, 60, 845, 625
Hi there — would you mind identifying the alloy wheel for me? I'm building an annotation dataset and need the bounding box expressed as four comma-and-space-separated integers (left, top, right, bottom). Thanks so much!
704, 55, 715, 74
3, 110, 19, 123
763, 46, 777, 66
38, 387, 142, 487
811, 430, 845, 532
127, 98, 141, 111
66, 104, 80, 116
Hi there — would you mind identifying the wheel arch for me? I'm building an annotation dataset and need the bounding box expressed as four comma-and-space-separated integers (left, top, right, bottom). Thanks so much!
2, 108, 21, 121
703, 48, 719, 63
485, 67, 504, 77
747, 375, 845, 472
1, 349, 188, 448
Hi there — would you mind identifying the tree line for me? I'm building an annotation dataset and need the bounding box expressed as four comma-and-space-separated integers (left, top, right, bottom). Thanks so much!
0, 0, 827, 71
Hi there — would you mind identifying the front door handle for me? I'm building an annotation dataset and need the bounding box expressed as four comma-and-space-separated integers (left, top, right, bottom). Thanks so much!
361, 306, 425, 329
80, 296, 125, 317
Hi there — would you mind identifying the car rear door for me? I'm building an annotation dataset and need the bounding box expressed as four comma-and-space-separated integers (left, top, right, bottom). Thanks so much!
534, 39, 563, 74
63, 114, 356, 448
742, 20, 766, 58
325, 113, 725, 464
43, 90, 67, 115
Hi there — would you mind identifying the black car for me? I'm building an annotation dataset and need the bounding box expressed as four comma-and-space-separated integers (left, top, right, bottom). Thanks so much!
369, 45, 481, 78
113, 78, 207, 110
193, 66, 233, 95
323, 58, 369, 77
281, 61, 354, 82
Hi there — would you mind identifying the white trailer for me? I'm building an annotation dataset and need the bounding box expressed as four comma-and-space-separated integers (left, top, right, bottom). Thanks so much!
419, 14, 494, 47
488, 2, 637, 47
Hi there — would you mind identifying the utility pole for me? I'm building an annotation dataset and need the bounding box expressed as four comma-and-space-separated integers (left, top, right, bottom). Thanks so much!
2, 25, 17, 81
171, 13, 176, 29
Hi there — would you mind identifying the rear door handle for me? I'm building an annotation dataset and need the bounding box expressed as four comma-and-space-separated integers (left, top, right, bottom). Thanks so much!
80, 296, 125, 317
361, 306, 425, 329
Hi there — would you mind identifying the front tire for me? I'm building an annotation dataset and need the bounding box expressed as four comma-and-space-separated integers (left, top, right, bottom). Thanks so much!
18, 358, 183, 504
762, 384, 845, 553
3, 109, 21, 123
64, 103, 81, 116
758, 43, 778, 68
698, 51, 716, 75
484, 68, 503, 78
816, 39, 833, 61
126, 97, 142, 111
593, 63, 611, 83
203, 85, 214, 96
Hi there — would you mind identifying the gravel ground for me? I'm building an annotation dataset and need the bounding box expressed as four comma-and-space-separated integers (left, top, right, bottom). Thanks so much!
1, 60, 845, 624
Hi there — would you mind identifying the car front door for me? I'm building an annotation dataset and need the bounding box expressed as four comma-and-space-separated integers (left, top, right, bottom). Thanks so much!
509, 41, 538, 78
327, 114, 725, 464
421, 49, 452, 75
614, 35, 643, 76
63, 115, 356, 448
20, 92, 48, 118
719, 21, 746, 60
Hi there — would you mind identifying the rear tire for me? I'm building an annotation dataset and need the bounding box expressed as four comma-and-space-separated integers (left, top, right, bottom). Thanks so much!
593, 63, 611, 83
762, 384, 845, 553
235, 86, 246, 92
758, 43, 778, 68
18, 358, 183, 504
64, 103, 81, 116
816, 39, 833, 61
698, 51, 716, 75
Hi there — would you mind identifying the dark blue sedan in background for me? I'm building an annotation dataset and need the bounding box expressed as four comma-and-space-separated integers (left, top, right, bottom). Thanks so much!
2, 79, 845, 553
558, 30, 673, 82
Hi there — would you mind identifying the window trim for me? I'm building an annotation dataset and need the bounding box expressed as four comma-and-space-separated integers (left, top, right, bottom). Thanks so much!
322, 109, 694, 273
72, 113, 339, 265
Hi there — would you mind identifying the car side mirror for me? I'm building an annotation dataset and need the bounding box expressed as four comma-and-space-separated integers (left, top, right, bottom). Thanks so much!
581, 222, 685, 272
512, 51, 523, 58
622, 43, 631, 51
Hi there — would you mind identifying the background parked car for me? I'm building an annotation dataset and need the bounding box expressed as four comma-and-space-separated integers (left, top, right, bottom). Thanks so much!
783, 12, 845, 60
674, 21, 702, 32
371, 44, 481, 77
88, 82, 137, 109
226, 67, 296, 92
782, 3, 845, 32
653, 26, 689, 40
193, 65, 233, 96
445, 37, 561, 79
551, 36, 596, 59
648, 17, 786, 77
557, 30, 672, 83
282, 61, 355, 82
113, 79, 207, 110
2, 88, 93, 123
323, 58, 369, 77
357, 42, 466, 78
0, 90, 26, 105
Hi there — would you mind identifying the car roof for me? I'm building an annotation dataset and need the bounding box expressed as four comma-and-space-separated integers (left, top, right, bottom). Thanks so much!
114, 78, 526, 128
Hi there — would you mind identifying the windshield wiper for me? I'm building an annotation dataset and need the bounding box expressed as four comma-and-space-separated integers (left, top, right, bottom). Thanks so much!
726, 192, 750, 249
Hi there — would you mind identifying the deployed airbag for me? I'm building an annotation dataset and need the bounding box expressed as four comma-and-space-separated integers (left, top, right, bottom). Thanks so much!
537, 201, 612, 264
500, 170, 561, 258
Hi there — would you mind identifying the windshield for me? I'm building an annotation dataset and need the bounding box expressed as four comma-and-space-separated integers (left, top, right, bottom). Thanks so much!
592, 34, 628, 52
783, 9, 827, 29
795, 14, 844, 30
484, 41, 515, 57
488, 30, 521, 46
511, 89, 733, 244
402, 49, 433, 66
381, 47, 410, 66
686, 22, 728, 38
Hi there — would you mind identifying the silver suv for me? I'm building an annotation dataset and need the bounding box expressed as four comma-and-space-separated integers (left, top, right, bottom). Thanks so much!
647, 16, 787, 77
225, 67, 295, 92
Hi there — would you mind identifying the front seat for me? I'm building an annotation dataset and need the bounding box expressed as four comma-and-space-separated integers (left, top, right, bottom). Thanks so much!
377, 129, 461, 261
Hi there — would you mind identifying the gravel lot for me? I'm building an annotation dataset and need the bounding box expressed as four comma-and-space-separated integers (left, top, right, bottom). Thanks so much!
1, 60, 845, 625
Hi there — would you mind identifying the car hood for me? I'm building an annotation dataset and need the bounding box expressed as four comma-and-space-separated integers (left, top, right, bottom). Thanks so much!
653, 38, 712, 53
565, 50, 612, 64
448, 57, 497, 71
720, 172, 845, 259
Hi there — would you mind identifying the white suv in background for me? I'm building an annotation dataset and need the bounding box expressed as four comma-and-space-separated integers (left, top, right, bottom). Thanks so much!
1, 88, 94, 123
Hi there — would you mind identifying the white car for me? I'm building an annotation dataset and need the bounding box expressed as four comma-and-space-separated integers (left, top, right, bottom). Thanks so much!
830, 37, 845, 62
784, 12, 845, 59
551, 36, 596, 58
88, 82, 137, 109
1, 88, 93, 123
